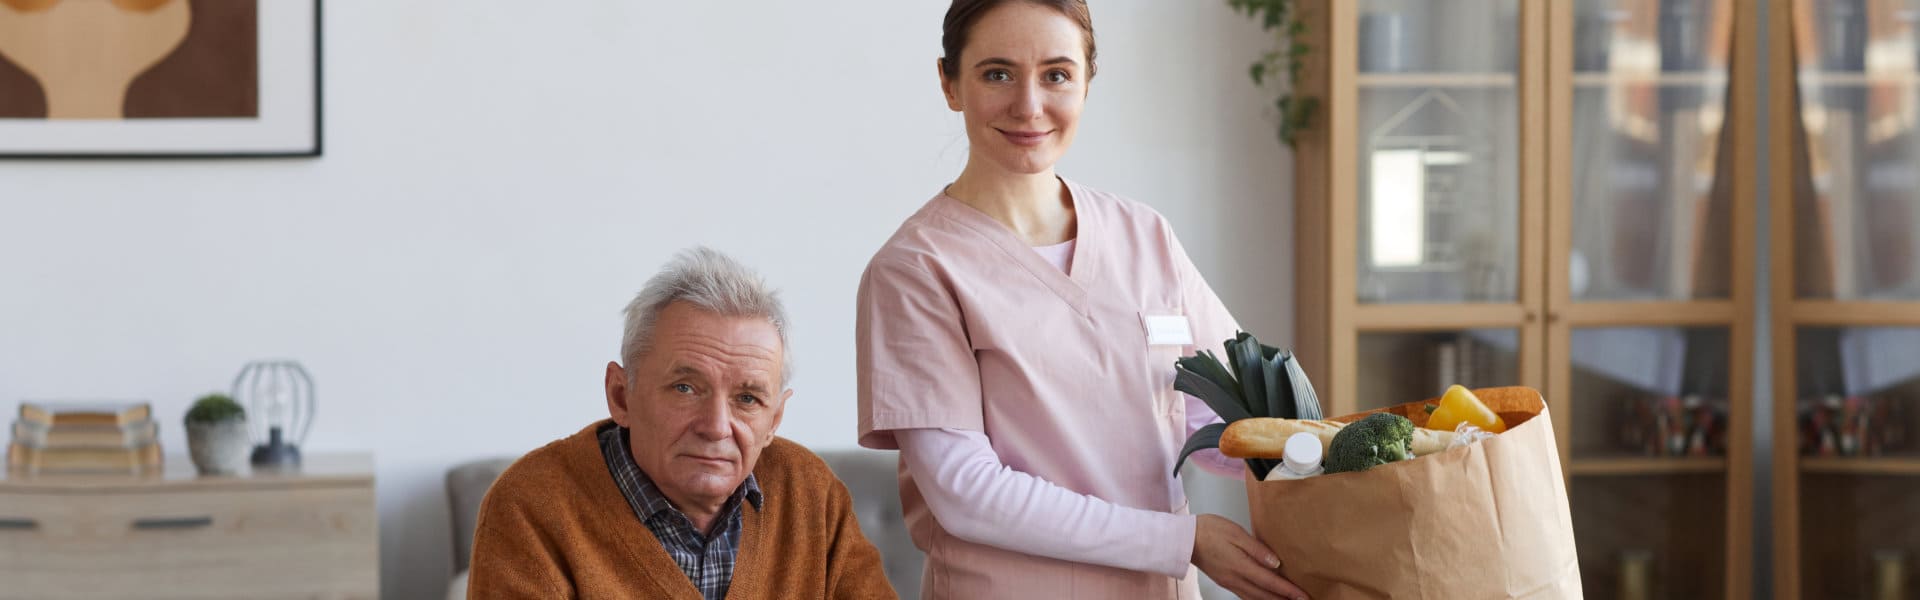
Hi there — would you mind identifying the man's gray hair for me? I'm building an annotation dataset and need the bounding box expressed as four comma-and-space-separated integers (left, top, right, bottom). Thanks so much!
621, 246, 792, 387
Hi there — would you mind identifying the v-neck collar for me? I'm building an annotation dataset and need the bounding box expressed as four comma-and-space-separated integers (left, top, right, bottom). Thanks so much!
932, 176, 1097, 317
584, 422, 766, 599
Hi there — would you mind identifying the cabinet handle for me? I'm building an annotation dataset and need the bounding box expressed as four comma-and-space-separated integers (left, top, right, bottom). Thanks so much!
1524, 311, 1538, 323
0, 518, 37, 530
132, 516, 214, 530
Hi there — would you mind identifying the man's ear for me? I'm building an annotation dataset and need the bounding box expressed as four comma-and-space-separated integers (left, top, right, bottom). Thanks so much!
604, 361, 630, 427
938, 58, 962, 112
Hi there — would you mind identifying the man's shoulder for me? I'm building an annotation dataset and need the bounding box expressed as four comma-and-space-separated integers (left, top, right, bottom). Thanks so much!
481, 422, 609, 518
752, 437, 842, 492
757, 436, 831, 473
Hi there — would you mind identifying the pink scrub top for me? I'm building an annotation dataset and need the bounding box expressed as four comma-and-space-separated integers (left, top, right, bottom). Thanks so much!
857, 178, 1240, 599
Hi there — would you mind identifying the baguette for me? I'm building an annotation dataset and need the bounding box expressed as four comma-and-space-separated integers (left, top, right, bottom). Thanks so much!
1220, 417, 1460, 459
1219, 418, 1342, 459
1409, 427, 1458, 456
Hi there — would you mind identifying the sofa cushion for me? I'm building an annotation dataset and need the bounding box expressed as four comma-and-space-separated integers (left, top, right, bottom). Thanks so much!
447, 457, 518, 573
817, 448, 923, 598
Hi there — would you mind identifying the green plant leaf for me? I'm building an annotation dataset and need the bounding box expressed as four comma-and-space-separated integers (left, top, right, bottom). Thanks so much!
1187, 348, 1242, 400
185, 393, 246, 424
1225, 0, 1313, 148
1233, 332, 1270, 418
1174, 422, 1230, 476
1176, 364, 1252, 423
1224, 334, 1247, 387
1263, 350, 1293, 420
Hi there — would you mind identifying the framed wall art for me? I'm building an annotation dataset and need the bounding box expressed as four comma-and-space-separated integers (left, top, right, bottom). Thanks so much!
0, 0, 321, 158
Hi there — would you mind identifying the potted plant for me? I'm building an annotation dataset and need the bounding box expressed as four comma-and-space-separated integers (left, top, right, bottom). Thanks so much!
185, 393, 249, 475
1226, 0, 1316, 147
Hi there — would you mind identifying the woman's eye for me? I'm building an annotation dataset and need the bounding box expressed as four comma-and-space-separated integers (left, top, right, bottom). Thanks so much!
1046, 70, 1070, 84
985, 69, 1012, 82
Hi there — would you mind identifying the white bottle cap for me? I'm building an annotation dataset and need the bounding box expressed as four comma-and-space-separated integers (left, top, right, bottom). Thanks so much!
1282, 431, 1323, 475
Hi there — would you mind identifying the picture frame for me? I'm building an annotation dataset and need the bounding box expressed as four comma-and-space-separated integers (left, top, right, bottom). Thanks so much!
0, 0, 321, 158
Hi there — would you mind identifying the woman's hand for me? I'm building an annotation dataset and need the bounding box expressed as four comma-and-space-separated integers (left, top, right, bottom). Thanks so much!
1191, 514, 1310, 600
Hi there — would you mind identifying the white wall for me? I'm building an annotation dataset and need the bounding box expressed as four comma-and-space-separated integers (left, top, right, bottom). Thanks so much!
0, 2, 1291, 598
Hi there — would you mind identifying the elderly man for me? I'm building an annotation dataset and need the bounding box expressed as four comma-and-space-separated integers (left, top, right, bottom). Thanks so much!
469, 247, 895, 599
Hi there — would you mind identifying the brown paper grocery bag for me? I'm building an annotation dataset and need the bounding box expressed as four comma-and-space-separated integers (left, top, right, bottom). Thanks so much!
1245, 387, 1582, 599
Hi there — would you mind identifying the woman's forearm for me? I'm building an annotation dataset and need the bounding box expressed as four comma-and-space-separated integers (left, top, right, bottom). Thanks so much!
895, 427, 1198, 578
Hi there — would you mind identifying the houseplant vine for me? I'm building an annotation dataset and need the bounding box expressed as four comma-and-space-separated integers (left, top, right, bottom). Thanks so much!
1227, 0, 1315, 147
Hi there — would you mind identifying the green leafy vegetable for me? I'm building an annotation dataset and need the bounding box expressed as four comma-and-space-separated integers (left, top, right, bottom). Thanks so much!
1283, 352, 1323, 421
1171, 331, 1327, 478
1175, 351, 1251, 421
1174, 422, 1229, 474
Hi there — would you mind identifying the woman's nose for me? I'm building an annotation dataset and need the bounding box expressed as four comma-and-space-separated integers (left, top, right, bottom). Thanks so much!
1009, 80, 1043, 121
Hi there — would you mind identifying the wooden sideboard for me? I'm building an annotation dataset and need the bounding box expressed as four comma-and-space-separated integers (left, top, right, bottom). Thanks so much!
0, 453, 377, 599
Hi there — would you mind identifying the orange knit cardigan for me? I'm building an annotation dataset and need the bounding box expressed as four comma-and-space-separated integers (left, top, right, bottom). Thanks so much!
468, 420, 898, 599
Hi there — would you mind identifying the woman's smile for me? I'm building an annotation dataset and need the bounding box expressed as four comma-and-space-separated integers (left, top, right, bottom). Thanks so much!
998, 128, 1053, 147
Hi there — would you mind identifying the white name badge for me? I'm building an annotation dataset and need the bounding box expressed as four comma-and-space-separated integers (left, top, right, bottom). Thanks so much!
1144, 314, 1194, 346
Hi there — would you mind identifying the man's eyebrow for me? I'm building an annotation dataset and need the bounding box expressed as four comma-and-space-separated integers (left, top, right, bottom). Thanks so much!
738, 381, 772, 394
972, 56, 1080, 69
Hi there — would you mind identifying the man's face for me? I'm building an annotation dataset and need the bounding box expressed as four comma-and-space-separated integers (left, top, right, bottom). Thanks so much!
605, 301, 789, 514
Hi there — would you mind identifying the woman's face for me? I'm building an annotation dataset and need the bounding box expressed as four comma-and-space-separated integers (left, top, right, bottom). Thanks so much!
941, 2, 1089, 176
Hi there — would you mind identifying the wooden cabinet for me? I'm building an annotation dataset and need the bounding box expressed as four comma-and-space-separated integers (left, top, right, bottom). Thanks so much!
1772, 1, 1920, 598
1291, 1, 1756, 597
0, 454, 377, 599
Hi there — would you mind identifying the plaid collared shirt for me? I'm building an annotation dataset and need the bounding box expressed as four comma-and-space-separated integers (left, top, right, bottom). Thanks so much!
599, 424, 762, 600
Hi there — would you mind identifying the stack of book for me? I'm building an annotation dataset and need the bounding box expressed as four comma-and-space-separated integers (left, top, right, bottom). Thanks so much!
7, 401, 162, 474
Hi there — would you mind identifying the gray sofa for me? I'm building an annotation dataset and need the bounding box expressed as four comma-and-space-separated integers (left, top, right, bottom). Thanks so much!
444, 450, 1245, 599
442, 450, 926, 598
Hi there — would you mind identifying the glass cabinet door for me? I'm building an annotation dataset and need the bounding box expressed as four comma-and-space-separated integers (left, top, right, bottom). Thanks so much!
1566, 326, 1732, 600
1354, 329, 1520, 411
1355, 0, 1522, 304
1793, 326, 1920, 600
1794, 0, 1920, 300
1569, 0, 1735, 301
1568, 327, 1733, 461
1795, 327, 1920, 462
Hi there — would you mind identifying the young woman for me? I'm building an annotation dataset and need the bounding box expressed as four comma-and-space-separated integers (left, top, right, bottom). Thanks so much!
856, 2, 1309, 599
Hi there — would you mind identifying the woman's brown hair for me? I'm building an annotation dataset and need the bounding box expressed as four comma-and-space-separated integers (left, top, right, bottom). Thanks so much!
940, 0, 1096, 79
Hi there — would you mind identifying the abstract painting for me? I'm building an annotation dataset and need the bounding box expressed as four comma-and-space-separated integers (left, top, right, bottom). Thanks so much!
0, 0, 319, 157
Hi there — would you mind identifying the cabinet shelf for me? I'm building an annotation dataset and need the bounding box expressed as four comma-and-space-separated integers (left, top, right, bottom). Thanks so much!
1572, 71, 1729, 87
1570, 457, 1728, 476
1799, 457, 1920, 476
1794, 70, 1920, 87
1355, 72, 1516, 88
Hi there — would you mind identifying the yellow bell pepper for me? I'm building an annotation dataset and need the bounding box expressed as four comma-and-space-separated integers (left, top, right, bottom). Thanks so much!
1426, 385, 1507, 433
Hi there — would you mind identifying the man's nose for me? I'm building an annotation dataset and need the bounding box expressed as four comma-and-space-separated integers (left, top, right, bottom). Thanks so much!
691, 394, 732, 441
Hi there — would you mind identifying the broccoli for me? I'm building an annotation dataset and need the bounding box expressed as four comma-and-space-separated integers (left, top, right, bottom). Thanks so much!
1324, 413, 1416, 474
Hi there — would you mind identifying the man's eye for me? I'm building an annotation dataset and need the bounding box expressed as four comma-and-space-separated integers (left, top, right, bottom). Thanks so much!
674, 384, 695, 394
985, 69, 1012, 82
737, 395, 761, 405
